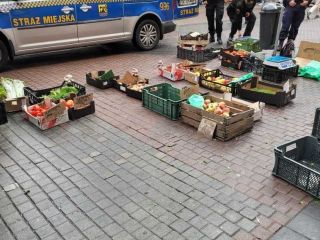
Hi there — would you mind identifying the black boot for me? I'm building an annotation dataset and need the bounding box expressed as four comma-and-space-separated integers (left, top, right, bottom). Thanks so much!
210, 36, 215, 43
217, 37, 223, 45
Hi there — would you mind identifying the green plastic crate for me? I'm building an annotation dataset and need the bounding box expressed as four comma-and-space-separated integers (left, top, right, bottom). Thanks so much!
142, 83, 181, 120
233, 37, 260, 53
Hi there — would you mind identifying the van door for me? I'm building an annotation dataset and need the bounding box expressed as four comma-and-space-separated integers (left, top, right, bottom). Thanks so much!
9, 0, 78, 54
76, 0, 124, 44
173, 0, 199, 19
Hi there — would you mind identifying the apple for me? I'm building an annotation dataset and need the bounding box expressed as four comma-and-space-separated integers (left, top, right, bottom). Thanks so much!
223, 107, 230, 113
204, 99, 211, 105
219, 102, 226, 109
214, 108, 223, 115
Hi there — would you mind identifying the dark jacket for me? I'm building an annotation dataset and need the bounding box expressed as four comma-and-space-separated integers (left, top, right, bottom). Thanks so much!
283, 0, 312, 7
206, 0, 224, 7
228, 0, 256, 14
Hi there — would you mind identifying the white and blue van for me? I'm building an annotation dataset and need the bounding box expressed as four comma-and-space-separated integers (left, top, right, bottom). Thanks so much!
0, 0, 199, 69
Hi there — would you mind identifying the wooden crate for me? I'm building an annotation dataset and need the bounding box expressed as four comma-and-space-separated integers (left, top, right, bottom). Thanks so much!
181, 97, 254, 141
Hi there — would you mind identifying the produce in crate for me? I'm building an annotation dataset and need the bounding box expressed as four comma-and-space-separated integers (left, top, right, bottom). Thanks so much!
59, 99, 74, 109
27, 103, 50, 117
203, 99, 230, 118
45, 86, 78, 101
1, 77, 25, 99
223, 49, 249, 58
0, 85, 6, 101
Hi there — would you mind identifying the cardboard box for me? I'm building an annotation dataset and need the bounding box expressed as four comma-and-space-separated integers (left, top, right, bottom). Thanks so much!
158, 65, 184, 81
4, 97, 26, 112
24, 102, 69, 130
296, 41, 320, 67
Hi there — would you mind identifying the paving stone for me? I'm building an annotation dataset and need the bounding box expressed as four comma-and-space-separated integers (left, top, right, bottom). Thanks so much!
171, 219, 190, 233
206, 212, 226, 226
158, 212, 178, 225
113, 231, 135, 240
216, 233, 234, 240
240, 207, 259, 220
141, 216, 160, 229
257, 205, 276, 218
151, 223, 171, 238
133, 227, 152, 240
219, 221, 240, 236
104, 222, 123, 237
182, 227, 204, 240
288, 213, 320, 240
123, 219, 141, 233
177, 208, 196, 221
271, 227, 309, 240
237, 218, 257, 232
201, 224, 223, 239
163, 231, 186, 240
224, 210, 242, 223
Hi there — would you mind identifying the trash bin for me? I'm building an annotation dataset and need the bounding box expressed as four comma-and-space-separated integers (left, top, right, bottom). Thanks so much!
260, 3, 282, 50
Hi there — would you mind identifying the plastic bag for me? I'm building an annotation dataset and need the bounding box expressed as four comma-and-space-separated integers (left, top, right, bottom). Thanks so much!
188, 94, 204, 109
298, 61, 320, 81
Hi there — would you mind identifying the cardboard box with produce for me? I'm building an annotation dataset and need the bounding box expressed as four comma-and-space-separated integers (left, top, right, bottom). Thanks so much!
158, 61, 185, 82
68, 93, 95, 120
237, 78, 296, 107
24, 100, 69, 130
86, 70, 119, 89
24, 78, 86, 105
1, 77, 26, 112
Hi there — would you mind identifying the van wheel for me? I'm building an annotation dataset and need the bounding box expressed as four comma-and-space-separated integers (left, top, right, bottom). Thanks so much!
133, 19, 160, 51
0, 40, 9, 71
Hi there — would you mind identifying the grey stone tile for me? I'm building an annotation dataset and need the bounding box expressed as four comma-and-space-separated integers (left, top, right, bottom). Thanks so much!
171, 219, 190, 233
237, 218, 256, 232
240, 207, 258, 220
224, 210, 242, 223
271, 227, 309, 240
201, 224, 222, 239
302, 201, 320, 222
182, 227, 204, 240
219, 221, 240, 236
288, 213, 320, 240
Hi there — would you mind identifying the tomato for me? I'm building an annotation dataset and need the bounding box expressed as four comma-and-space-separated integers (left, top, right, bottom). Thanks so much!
30, 110, 38, 117
66, 100, 74, 109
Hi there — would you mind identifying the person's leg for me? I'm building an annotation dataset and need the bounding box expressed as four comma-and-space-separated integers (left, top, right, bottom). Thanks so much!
206, 6, 216, 42
227, 5, 237, 40
228, 6, 241, 40
278, 7, 294, 49
243, 12, 256, 36
216, 2, 224, 44
289, 8, 306, 40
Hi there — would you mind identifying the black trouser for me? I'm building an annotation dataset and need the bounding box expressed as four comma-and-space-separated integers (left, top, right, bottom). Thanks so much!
279, 6, 306, 41
227, 6, 256, 38
206, 3, 224, 38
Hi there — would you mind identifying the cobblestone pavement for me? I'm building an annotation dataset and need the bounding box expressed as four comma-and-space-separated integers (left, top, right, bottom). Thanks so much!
0, 5, 320, 240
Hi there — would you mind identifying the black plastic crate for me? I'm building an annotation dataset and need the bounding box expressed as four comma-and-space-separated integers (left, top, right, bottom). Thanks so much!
24, 81, 86, 105
237, 78, 296, 107
262, 65, 299, 83
86, 71, 119, 89
177, 46, 220, 63
68, 101, 95, 121
241, 57, 264, 75
199, 69, 237, 95
0, 102, 8, 125
220, 48, 248, 63
221, 58, 241, 70
273, 108, 320, 199
126, 88, 142, 100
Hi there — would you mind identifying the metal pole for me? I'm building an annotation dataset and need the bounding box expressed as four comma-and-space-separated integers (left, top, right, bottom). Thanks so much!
273, 4, 285, 56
